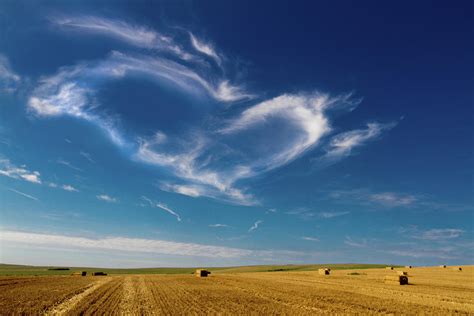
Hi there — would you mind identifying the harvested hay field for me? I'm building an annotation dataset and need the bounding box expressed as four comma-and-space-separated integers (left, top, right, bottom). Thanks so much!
0, 266, 473, 315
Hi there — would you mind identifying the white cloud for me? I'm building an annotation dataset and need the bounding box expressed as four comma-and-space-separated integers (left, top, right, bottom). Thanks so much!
26, 15, 396, 207
53, 16, 172, 52
159, 183, 203, 198
301, 236, 319, 242
0, 54, 21, 93
344, 236, 367, 248
79, 151, 95, 163
62, 184, 79, 192
27, 50, 250, 148
318, 211, 349, 218
413, 228, 465, 241
47, 182, 78, 192
0, 159, 42, 184
369, 192, 417, 207
285, 208, 316, 220
1, 230, 329, 264
248, 220, 263, 232
7, 188, 39, 201
136, 133, 256, 205
190, 33, 221, 65
96, 194, 118, 203
156, 202, 182, 222
57, 159, 83, 172
325, 122, 396, 159
209, 224, 228, 228
329, 189, 419, 209
1, 230, 252, 258
140, 196, 182, 222
221, 93, 350, 172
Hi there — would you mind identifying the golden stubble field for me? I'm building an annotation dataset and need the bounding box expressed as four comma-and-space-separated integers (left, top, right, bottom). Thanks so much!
1, 266, 473, 315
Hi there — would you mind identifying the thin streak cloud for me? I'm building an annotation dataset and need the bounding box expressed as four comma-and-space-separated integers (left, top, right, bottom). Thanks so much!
8, 188, 39, 201
248, 220, 263, 232
141, 196, 182, 221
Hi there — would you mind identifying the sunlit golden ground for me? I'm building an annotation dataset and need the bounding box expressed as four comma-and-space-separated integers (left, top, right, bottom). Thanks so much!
1, 266, 473, 315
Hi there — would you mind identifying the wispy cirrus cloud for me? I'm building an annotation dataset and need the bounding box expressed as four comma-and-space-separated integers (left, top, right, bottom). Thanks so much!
344, 236, 368, 248
26, 14, 396, 206
248, 220, 263, 232
209, 224, 228, 228
318, 211, 349, 218
1, 230, 250, 258
7, 188, 39, 201
189, 33, 221, 65
399, 226, 465, 241
140, 196, 182, 222
27, 50, 249, 147
369, 192, 417, 207
285, 208, 316, 220
1, 230, 331, 263
96, 194, 118, 203
79, 151, 95, 163
47, 182, 79, 192
222, 93, 346, 171
62, 184, 79, 192
323, 122, 396, 160
301, 236, 319, 242
0, 159, 42, 184
156, 203, 182, 222
415, 228, 465, 241
329, 189, 419, 209
0, 54, 21, 93
136, 133, 255, 205
57, 158, 83, 172
52, 15, 192, 60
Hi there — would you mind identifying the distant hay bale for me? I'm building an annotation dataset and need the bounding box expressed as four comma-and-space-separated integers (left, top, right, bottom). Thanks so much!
397, 271, 408, 276
318, 268, 330, 275
92, 272, 107, 276
195, 269, 211, 277
71, 271, 87, 276
384, 275, 408, 285
405, 265, 412, 269
453, 267, 462, 271
385, 266, 394, 270
439, 265, 446, 268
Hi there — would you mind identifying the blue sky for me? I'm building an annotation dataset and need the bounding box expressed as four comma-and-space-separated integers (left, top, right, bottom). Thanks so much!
0, 0, 472, 268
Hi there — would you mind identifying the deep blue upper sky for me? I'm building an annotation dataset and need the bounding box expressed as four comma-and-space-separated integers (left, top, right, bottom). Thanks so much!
0, 0, 472, 267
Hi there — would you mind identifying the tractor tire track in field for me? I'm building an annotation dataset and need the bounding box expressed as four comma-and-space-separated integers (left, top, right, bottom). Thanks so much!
45, 277, 112, 315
